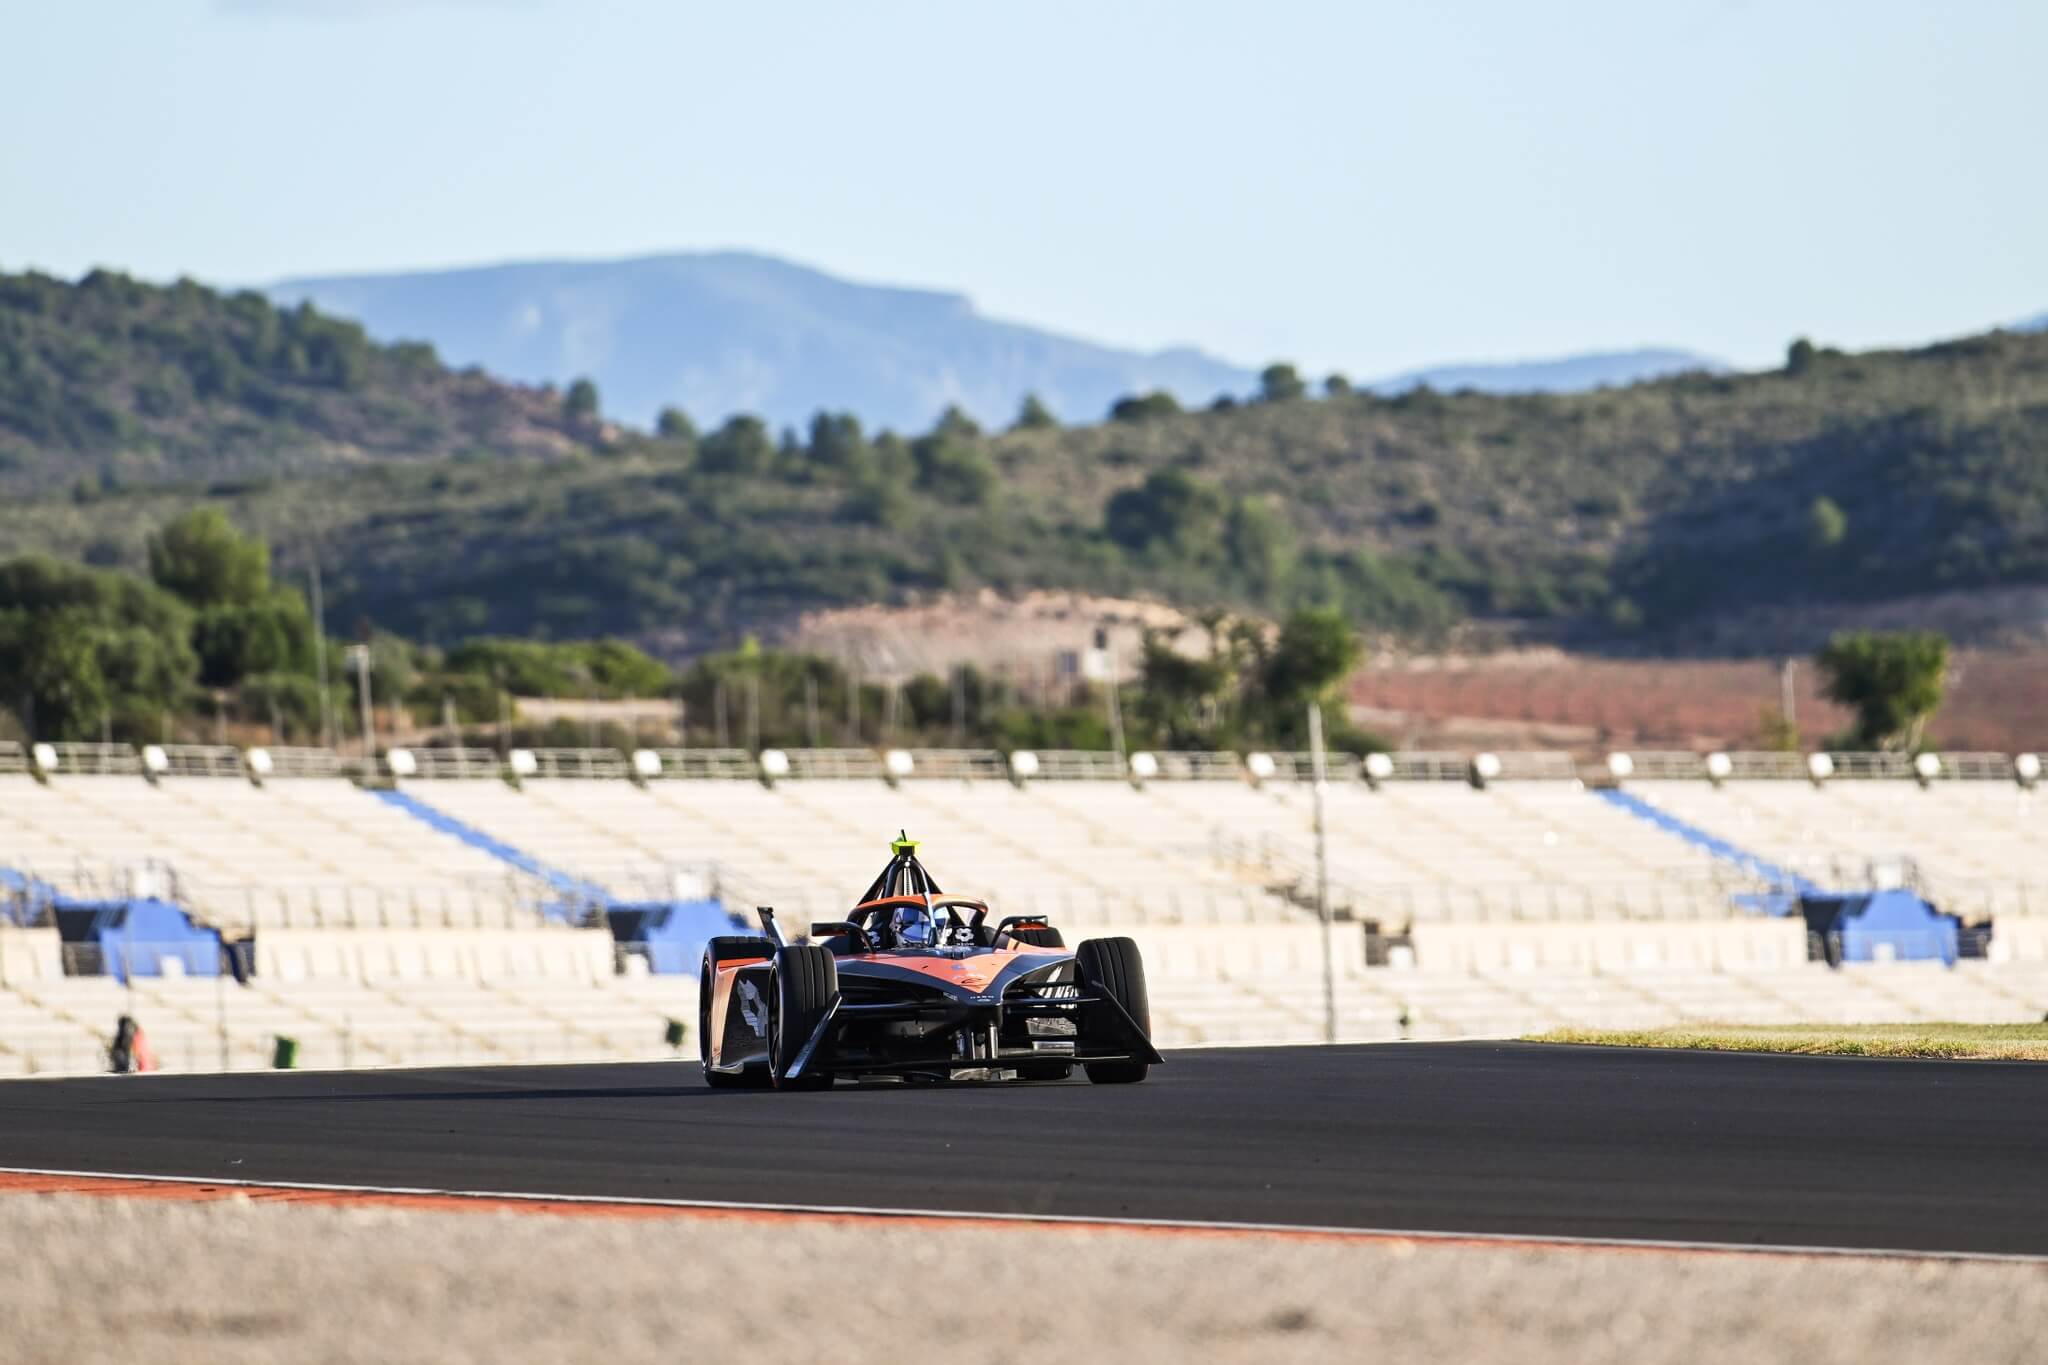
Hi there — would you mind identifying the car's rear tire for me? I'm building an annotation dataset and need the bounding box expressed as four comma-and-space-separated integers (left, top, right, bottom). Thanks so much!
701, 936, 774, 1089
1076, 936, 1151, 1084
1006, 925, 1066, 949
770, 944, 837, 1090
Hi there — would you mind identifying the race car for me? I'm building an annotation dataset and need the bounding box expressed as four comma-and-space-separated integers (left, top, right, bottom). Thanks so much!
698, 834, 1160, 1089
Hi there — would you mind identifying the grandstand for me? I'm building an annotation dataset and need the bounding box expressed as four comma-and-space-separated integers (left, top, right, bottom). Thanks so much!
3, 737, 2046, 1076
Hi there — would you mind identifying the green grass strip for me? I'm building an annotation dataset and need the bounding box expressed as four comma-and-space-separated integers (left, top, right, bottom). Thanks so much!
1526, 1022, 2048, 1061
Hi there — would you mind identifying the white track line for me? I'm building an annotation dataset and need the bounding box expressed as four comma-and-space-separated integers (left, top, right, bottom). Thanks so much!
3, 1165, 2041, 1265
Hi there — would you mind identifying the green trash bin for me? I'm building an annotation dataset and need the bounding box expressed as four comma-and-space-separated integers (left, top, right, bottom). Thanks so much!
272, 1035, 299, 1070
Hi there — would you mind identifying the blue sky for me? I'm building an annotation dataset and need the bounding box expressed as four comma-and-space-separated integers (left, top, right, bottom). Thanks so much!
4, 0, 2043, 376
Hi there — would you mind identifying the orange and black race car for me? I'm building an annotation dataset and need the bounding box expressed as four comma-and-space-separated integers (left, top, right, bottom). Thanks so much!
698, 835, 1160, 1089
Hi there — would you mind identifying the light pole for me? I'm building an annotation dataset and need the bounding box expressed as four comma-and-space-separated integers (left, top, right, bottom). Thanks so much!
310, 558, 334, 750
1309, 700, 1336, 1045
346, 645, 375, 763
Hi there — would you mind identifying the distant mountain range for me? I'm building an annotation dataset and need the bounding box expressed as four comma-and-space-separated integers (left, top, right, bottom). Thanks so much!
269, 252, 1251, 434
270, 251, 1729, 432
1370, 347, 1724, 396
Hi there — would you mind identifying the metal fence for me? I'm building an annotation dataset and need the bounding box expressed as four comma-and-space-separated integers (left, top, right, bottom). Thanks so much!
155, 744, 246, 779
522, 747, 631, 780
1026, 750, 1128, 780
782, 748, 885, 780
1262, 751, 1366, 782
902, 749, 1010, 781
645, 747, 756, 779
403, 747, 504, 780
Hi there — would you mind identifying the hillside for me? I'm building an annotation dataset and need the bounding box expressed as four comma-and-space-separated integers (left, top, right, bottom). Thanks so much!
269, 251, 1256, 433
5, 265, 2048, 656
0, 268, 590, 495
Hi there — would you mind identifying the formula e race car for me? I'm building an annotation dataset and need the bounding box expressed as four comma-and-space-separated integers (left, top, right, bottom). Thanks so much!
698, 835, 1161, 1089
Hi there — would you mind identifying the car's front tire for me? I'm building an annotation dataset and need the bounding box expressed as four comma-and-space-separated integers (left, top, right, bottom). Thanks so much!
770, 944, 837, 1090
1076, 936, 1151, 1084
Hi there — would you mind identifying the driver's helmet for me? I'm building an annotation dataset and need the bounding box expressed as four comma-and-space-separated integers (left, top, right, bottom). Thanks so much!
890, 903, 935, 949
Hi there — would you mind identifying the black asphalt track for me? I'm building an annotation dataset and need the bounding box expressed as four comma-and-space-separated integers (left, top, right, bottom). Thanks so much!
3, 1043, 2044, 1255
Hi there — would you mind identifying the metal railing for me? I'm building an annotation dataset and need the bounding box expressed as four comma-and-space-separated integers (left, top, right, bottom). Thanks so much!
46, 742, 144, 776
1263, 751, 1366, 782
903, 749, 1009, 781
1491, 751, 1579, 781
156, 744, 246, 779
1619, 751, 1708, 780
1027, 750, 1128, 780
1148, 751, 1246, 781
1383, 751, 1470, 781
1930, 752, 2026, 781
783, 748, 885, 780
403, 747, 504, 780
523, 748, 631, 780
0, 741, 26, 775
262, 747, 352, 779
1824, 751, 1915, 780
646, 748, 757, 779
1722, 751, 1811, 779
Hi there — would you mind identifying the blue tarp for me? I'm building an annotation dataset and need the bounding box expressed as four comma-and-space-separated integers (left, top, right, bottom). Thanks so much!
606, 900, 749, 975
1596, 788, 1823, 903
1806, 889, 1960, 965
53, 898, 226, 982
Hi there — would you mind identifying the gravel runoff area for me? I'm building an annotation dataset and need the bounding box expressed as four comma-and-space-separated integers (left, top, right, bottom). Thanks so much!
1529, 1023, 2048, 1061
4, 1194, 2046, 1365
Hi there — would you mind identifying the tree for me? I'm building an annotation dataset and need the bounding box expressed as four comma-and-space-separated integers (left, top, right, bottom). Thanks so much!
1109, 391, 1181, 423
564, 377, 600, 423
1323, 373, 1352, 397
1224, 495, 1296, 599
806, 411, 868, 473
1816, 630, 1949, 750
655, 407, 697, 443
1262, 607, 1361, 711
1134, 627, 1241, 749
1259, 363, 1307, 403
192, 592, 313, 688
0, 557, 197, 739
1104, 468, 1228, 559
1785, 338, 1817, 376
929, 404, 981, 441
698, 415, 773, 475
1807, 496, 1848, 550
1012, 393, 1058, 431
147, 507, 269, 608
911, 437, 996, 506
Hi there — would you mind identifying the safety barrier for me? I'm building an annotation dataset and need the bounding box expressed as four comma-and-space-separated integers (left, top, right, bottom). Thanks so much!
0, 741, 27, 775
